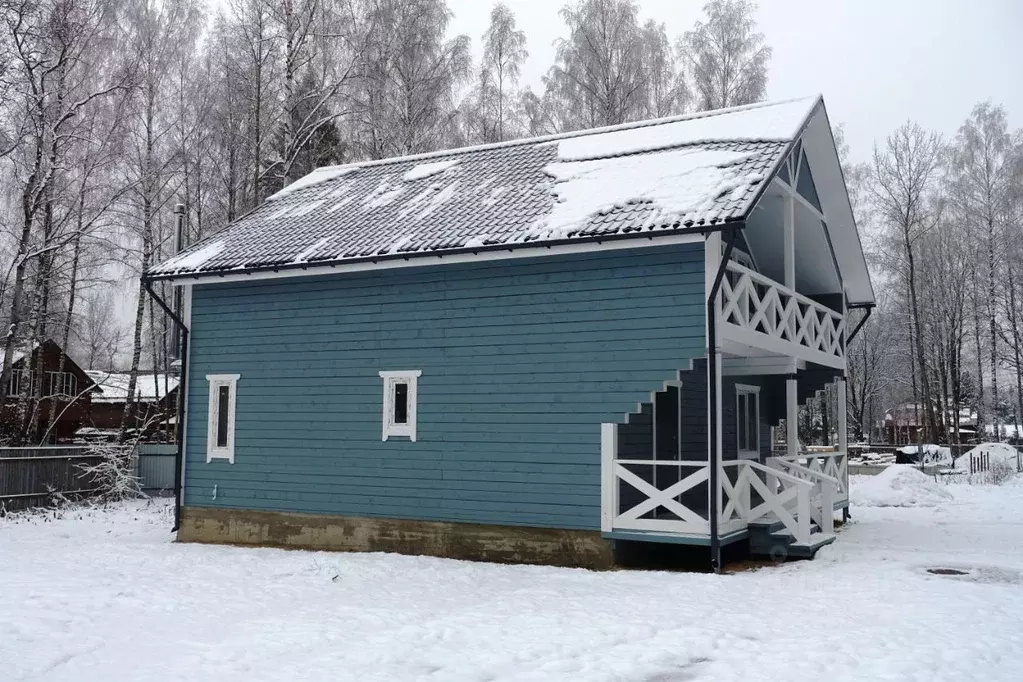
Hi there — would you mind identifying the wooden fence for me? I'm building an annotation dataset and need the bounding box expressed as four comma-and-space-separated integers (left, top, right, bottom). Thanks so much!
0, 447, 105, 512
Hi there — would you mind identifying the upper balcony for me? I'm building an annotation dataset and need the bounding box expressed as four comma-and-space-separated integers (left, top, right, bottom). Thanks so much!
719, 259, 846, 369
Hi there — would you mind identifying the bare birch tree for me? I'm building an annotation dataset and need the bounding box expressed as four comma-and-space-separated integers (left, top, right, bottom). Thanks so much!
872, 123, 944, 442
680, 0, 770, 111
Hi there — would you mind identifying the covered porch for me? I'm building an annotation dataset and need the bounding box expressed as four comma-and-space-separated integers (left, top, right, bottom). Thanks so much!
599, 226, 851, 558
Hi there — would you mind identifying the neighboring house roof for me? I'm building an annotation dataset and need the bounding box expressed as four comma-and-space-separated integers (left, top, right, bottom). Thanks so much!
148, 95, 873, 306
86, 371, 179, 404
10, 343, 41, 366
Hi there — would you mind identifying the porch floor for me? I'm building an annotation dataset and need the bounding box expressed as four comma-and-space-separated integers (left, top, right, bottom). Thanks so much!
602, 527, 749, 547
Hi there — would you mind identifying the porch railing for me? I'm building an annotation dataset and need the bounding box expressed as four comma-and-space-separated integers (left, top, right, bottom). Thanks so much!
602, 423, 840, 545
719, 261, 846, 367
768, 451, 849, 510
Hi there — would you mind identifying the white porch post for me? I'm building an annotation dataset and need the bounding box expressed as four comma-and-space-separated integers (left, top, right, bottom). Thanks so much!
786, 375, 799, 458
783, 192, 795, 290
837, 379, 847, 454
705, 231, 724, 526
600, 423, 617, 533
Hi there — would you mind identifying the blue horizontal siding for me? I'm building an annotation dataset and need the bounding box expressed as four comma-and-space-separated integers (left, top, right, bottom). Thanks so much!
183, 244, 707, 530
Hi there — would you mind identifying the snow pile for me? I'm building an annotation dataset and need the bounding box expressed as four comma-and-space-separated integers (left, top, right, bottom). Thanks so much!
854, 465, 953, 507
540, 147, 759, 239
955, 442, 1020, 472
265, 166, 358, 201
555, 96, 816, 162
402, 159, 460, 182
153, 239, 223, 273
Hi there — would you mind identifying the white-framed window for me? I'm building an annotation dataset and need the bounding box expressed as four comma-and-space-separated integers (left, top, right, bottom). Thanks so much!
206, 374, 240, 463
46, 371, 77, 397
379, 370, 421, 442
736, 384, 760, 459
7, 370, 32, 397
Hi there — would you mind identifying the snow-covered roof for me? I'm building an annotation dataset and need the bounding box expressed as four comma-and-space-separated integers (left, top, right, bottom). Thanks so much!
148, 97, 823, 280
86, 371, 179, 404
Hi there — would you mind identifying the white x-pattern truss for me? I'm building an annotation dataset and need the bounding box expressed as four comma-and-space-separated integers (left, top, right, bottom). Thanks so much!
720, 261, 846, 369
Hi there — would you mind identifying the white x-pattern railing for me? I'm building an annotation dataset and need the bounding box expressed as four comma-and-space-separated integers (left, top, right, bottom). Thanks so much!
602, 424, 839, 546
769, 451, 849, 510
720, 261, 846, 367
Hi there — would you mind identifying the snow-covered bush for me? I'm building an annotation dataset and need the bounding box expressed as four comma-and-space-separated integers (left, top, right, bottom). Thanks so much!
78, 443, 143, 502
990, 458, 1017, 486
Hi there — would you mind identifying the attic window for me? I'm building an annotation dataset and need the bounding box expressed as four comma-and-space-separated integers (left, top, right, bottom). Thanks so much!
206, 374, 240, 463
379, 370, 421, 441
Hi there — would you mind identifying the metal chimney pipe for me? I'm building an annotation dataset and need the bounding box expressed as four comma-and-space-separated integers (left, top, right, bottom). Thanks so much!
170, 204, 186, 364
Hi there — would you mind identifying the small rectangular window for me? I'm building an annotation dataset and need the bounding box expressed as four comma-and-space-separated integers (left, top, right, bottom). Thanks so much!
216, 385, 231, 447
206, 374, 240, 463
736, 384, 760, 460
393, 383, 408, 424
379, 370, 421, 441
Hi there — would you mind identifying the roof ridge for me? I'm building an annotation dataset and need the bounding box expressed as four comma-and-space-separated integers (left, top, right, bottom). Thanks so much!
309, 95, 822, 175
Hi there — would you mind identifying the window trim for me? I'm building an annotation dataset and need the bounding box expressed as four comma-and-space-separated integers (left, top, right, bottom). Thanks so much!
46, 371, 77, 397
736, 383, 761, 460
7, 370, 30, 397
206, 374, 240, 463
379, 370, 421, 442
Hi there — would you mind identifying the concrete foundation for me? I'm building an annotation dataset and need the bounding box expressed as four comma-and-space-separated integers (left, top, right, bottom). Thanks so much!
178, 506, 616, 569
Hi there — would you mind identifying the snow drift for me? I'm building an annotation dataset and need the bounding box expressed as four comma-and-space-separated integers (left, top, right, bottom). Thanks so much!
853, 465, 953, 508
955, 442, 1019, 471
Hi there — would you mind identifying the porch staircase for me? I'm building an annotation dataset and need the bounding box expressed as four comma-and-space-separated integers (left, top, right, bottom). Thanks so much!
748, 517, 835, 559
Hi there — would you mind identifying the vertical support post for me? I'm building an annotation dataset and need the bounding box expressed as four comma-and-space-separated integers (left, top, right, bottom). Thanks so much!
712, 350, 723, 518
820, 482, 835, 535
837, 379, 848, 455
786, 375, 799, 459
600, 423, 617, 533
796, 484, 811, 545
783, 192, 795, 290
838, 377, 848, 522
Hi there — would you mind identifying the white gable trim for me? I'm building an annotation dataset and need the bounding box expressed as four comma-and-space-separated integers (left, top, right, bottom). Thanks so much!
158, 232, 708, 287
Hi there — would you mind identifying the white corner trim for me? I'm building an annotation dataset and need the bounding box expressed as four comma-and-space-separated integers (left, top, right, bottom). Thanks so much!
379, 370, 421, 442
206, 374, 240, 463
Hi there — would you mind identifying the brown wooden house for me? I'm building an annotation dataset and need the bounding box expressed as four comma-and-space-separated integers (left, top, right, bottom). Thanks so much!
85, 371, 179, 439
1, 339, 96, 443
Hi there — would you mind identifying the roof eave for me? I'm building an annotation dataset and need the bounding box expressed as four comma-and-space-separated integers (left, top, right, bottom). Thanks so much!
144, 221, 742, 285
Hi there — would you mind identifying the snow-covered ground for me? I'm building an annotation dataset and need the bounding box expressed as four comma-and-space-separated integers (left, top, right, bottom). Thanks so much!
3, 483, 1023, 682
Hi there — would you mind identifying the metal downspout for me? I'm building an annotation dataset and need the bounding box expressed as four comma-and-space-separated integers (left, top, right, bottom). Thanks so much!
845, 304, 875, 346
143, 278, 189, 532
708, 227, 739, 573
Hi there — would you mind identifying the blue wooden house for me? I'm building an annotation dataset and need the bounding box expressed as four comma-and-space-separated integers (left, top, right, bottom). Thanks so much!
147, 96, 874, 569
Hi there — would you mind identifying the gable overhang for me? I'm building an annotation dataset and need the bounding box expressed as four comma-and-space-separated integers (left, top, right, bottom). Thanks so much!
738, 100, 874, 307
799, 102, 875, 307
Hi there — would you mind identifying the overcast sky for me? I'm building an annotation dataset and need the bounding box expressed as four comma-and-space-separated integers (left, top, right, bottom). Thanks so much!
448, 0, 1023, 161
